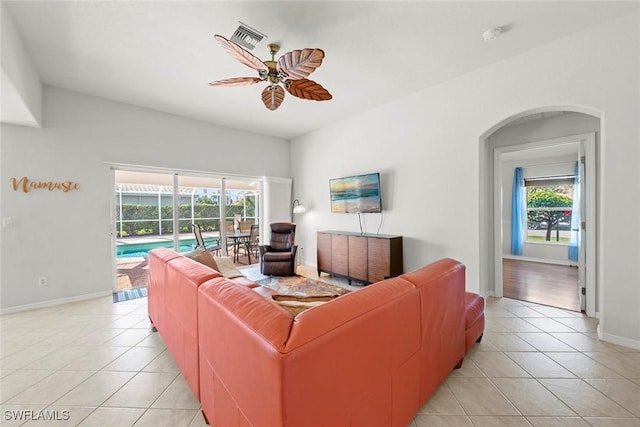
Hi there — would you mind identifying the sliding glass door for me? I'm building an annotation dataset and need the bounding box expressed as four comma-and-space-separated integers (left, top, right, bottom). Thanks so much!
222, 178, 261, 263
114, 170, 174, 291
177, 175, 223, 252
113, 169, 261, 292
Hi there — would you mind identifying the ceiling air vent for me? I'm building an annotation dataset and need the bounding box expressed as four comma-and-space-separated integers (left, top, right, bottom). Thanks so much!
230, 22, 267, 50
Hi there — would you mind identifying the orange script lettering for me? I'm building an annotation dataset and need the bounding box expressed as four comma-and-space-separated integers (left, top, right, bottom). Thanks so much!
10, 177, 80, 193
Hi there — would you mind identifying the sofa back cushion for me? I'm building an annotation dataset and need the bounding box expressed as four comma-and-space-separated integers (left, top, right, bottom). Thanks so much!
280, 277, 422, 427
198, 278, 294, 425
286, 277, 417, 350
199, 278, 293, 349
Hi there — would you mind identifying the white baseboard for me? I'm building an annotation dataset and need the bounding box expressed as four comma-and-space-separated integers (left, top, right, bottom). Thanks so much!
0, 290, 113, 315
597, 325, 640, 350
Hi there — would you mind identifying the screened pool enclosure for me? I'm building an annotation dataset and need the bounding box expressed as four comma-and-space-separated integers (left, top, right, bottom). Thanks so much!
113, 170, 262, 290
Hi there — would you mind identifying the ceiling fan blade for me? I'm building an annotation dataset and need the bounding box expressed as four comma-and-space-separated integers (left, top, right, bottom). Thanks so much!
277, 48, 324, 80
285, 79, 332, 101
261, 85, 285, 111
214, 34, 268, 74
209, 77, 263, 87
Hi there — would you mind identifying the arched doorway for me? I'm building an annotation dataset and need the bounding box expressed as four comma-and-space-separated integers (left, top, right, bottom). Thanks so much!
479, 108, 599, 317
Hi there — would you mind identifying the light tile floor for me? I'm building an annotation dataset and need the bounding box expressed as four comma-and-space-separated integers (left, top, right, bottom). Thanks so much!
1, 269, 639, 426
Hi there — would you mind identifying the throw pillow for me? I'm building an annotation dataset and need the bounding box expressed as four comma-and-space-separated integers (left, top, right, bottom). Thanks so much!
183, 247, 205, 259
274, 299, 326, 316
191, 250, 220, 272
213, 256, 245, 279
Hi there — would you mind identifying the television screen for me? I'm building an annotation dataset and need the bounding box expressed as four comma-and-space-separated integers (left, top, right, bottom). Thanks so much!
330, 172, 382, 213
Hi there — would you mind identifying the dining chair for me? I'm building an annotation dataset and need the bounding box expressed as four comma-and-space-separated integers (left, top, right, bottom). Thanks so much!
235, 224, 259, 264
191, 223, 222, 256
239, 220, 253, 233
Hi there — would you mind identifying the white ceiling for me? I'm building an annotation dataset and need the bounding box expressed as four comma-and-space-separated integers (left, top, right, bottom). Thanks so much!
2, 1, 638, 139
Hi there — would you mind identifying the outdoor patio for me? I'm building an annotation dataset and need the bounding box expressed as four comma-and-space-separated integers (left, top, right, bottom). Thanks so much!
116, 232, 257, 291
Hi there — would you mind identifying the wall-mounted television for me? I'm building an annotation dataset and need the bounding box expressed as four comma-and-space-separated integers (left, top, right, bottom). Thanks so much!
329, 172, 382, 213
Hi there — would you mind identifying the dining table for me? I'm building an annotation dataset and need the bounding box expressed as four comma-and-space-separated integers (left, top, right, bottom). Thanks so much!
226, 232, 251, 263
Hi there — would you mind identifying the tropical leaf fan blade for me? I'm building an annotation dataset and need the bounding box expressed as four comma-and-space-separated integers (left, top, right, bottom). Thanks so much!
277, 48, 324, 80
214, 34, 268, 73
209, 77, 263, 87
261, 85, 285, 111
285, 79, 332, 101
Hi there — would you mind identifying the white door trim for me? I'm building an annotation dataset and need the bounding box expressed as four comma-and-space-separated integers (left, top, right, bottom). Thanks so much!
493, 133, 596, 317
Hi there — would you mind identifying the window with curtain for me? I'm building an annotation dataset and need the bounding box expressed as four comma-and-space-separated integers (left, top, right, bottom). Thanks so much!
510, 167, 526, 255
524, 175, 574, 244
568, 161, 580, 261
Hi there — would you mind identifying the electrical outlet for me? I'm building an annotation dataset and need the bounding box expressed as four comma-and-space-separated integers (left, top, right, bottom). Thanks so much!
38, 276, 47, 287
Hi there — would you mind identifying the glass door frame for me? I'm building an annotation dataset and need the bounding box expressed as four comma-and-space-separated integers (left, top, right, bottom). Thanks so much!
111, 165, 263, 291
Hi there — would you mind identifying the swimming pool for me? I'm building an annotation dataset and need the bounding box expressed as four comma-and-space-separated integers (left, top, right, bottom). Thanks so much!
116, 238, 217, 258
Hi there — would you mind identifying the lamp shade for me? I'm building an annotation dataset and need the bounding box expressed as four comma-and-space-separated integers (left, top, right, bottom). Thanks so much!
292, 199, 306, 214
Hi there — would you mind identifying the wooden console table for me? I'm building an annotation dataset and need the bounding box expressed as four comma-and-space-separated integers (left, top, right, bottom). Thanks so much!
317, 230, 403, 284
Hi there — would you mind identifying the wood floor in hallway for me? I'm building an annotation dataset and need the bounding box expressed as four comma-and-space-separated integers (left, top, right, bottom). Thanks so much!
502, 258, 580, 312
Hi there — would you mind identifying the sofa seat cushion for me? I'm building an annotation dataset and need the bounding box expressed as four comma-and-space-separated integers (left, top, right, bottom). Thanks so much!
464, 292, 484, 328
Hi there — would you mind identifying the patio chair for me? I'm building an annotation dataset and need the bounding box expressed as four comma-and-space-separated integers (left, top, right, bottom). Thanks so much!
236, 223, 260, 264
239, 220, 253, 233
248, 224, 260, 260
191, 223, 222, 256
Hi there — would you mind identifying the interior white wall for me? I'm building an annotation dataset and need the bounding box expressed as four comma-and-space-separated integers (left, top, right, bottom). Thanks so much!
291, 12, 639, 347
0, 86, 290, 311
0, 3, 42, 127
262, 177, 293, 244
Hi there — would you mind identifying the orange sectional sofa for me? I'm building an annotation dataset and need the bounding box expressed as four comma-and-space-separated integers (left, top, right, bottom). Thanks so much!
464, 292, 485, 352
148, 248, 482, 426
148, 248, 258, 399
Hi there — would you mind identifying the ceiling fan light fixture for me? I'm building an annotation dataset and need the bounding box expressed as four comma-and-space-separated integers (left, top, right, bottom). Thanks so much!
210, 34, 332, 111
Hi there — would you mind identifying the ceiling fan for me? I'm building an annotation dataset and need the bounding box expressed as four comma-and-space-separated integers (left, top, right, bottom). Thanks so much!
209, 34, 332, 111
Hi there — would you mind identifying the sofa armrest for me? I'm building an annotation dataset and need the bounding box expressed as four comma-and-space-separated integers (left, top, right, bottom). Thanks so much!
400, 258, 466, 403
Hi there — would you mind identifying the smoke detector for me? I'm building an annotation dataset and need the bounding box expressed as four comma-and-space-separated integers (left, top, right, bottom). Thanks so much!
482, 26, 503, 41
230, 22, 267, 50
